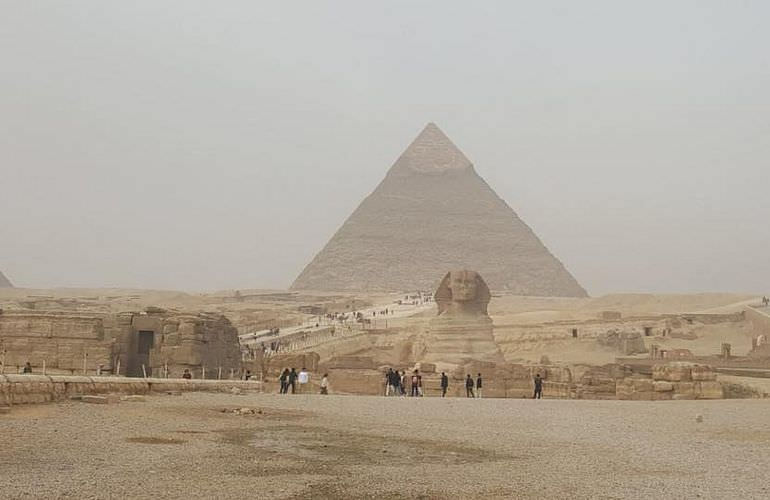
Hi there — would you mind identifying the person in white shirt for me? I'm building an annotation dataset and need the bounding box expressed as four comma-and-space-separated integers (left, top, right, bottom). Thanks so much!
297, 367, 310, 394
320, 373, 329, 395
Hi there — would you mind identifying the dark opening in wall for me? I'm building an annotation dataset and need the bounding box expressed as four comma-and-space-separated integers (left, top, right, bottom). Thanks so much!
644, 327, 653, 337
572, 328, 578, 338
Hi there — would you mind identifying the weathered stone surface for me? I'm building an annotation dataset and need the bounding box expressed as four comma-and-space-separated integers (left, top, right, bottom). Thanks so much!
652, 362, 694, 382
291, 123, 587, 297
81, 395, 109, 404
120, 395, 146, 402
653, 381, 674, 392
597, 330, 647, 355
696, 381, 724, 399
691, 365, 717, 381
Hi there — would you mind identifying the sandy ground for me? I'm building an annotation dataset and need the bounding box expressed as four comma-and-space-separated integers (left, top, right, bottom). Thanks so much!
2, 393, 769, 499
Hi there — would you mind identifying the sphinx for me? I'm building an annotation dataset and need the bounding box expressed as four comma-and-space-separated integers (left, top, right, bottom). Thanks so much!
421, 270, 504, 372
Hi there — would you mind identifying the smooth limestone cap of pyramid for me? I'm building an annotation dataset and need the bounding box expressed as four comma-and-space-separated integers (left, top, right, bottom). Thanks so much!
389, 123, 473, 175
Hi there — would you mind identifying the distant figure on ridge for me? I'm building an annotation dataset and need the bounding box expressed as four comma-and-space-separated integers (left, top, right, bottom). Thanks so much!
533, 373, 543, 399
440, 372, 449, 397
465, 374, 474, 398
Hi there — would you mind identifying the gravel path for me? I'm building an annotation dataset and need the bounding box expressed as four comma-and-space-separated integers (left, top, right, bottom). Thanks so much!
1, 393, 769, 499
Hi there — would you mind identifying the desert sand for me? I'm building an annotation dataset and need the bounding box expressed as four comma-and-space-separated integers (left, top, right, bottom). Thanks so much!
2, 392, 769, 499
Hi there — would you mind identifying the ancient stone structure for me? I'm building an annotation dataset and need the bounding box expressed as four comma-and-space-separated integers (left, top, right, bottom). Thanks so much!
420, 271, 504, 372
0, 309, 241, 378
596, 329, 647, 355
0, 271, 13, 288
291, 123, 587, 296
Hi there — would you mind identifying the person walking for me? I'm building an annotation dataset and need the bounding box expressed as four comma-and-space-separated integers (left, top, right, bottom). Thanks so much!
320, 373, 329, 395
400, 371, 407, 396
279, 368, 289, 394
533, 373, 543, 399
440, 372, 449, 397
476, 373, 483, 399
298, 367, 310, 394
288, 367, 298, 394
465, 374, 474, 398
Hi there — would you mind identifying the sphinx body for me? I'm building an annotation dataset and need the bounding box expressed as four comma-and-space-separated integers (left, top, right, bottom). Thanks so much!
421, 270, 504, 372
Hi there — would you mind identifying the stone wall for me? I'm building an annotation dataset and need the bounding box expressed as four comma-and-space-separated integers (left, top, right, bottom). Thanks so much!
0, 310, 241, 379
0, 312, 115, 372
0, 374, 262, 407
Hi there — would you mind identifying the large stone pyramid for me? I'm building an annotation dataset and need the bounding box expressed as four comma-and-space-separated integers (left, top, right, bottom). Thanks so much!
0, 271, 13, 288
291, 123, 587, 297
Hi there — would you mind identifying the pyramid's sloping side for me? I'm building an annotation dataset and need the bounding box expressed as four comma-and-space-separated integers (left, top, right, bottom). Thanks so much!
291, 166, 587, 297
0, 271, 13, 288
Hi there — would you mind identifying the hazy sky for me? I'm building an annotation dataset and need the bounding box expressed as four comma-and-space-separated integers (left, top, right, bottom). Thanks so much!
2, 1, 769, 295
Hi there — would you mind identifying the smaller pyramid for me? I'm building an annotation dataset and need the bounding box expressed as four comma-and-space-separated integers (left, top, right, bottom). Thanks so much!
0, 271, 14, 288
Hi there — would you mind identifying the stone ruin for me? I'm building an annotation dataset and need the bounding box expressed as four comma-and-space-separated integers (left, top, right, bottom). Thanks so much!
0, 308, 241, 378
291, 123, 587, 297
597, 329, 647, 355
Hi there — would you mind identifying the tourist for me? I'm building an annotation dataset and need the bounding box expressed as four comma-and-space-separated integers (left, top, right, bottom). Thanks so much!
182, 369, 192, 380
298, 367, 309, 394
279, 368, 290, 394
22, 361, 32, 374
533, 373, 543, 399
411, 370, 420, 397
465, 374, 474, 398
244, 370, 252, 381
476, 373, 483, 398
440, 372, 449, 397
390, 369, 401, 396
384, 369, 391, 395
400, 371, 407, 396
288, 367, 298, 394
320, 373, 329, 394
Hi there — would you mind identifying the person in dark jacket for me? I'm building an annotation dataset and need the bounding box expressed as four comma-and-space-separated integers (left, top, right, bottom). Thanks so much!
533, 373, 543, 399
476, 373, 483, 399
465, 374, 474, 398
288, 368, 298, 394
440, 372, 449, 397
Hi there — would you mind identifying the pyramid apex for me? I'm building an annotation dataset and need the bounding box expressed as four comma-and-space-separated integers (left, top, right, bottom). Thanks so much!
390, 123, 472, 174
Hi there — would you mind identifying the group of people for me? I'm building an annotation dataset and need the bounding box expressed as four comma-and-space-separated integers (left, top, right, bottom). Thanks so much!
387, 369, 545, 399
278, 368, 330, 395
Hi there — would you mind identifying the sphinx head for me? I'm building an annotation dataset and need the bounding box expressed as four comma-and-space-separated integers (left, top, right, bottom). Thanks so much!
434, 270, 490, 316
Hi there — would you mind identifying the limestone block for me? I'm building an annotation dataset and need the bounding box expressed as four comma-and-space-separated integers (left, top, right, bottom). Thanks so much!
653, 381, 674, 392
81, 395, 109, 404
631, 378, 654, 392
691, 365, 717, 381
696, 381, 724, 399
673, 382, 695, 395
653, 363, 693, 382
0, 406, 11, 414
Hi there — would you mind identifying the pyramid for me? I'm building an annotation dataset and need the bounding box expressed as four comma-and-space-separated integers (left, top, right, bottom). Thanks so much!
0, 271, 13, 288
291, 123, 587, 297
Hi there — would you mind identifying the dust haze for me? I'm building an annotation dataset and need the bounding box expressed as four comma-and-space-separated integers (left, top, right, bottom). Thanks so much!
2, 1, 768, 294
